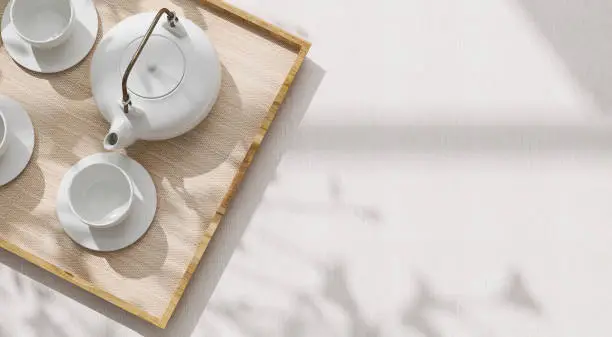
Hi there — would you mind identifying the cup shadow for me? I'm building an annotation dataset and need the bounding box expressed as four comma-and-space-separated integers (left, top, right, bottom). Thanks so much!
93, 222, 169, 280
0, 122, 44, 217
24, 11, 103, 101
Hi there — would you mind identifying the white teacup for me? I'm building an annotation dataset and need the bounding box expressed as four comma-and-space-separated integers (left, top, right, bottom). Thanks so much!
68, 162, 134, 228
11, 0, 75, 49
0, 111, 7, 158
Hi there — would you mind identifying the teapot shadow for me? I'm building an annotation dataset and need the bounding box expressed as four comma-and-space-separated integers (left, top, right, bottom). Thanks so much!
104, 64, 242, 277
127, 64, 242, 181
126, 63, 242, 223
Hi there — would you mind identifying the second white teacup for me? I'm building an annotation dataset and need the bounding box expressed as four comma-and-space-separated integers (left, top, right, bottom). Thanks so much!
0, 111, 7, 159
11, 0, 75, 49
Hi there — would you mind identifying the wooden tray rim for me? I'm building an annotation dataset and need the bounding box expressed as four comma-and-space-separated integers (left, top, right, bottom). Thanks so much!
0, 0, 310, 328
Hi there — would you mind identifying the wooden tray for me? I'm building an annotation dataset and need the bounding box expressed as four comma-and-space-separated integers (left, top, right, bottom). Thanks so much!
0, 0, 309, 328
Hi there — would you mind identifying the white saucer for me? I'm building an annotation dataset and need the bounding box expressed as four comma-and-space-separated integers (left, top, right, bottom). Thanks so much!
0, 95, 35, 186
1, 0, 99, 73
57, 153, 157, 252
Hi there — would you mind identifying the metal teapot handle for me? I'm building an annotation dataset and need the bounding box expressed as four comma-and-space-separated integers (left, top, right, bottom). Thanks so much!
121, 8, 179, 114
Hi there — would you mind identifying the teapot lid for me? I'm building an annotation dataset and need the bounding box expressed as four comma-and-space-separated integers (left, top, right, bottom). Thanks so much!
91, 11, 221, 141
120, 35, 186, 99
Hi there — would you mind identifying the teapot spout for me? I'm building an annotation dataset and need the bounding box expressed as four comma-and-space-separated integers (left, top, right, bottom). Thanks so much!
104, 116, 137, 151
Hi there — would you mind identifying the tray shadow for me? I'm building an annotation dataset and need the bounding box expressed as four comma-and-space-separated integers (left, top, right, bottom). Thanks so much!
0, 58, 325, 335
129, 58, 325, 336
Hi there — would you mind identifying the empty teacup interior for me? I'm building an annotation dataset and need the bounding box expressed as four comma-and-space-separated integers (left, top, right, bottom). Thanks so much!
69, 163, 133, 227
12, 0, 73, 42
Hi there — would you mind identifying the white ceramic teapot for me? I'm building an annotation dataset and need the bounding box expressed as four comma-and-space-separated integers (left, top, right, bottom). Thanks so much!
90, 9, 221, 150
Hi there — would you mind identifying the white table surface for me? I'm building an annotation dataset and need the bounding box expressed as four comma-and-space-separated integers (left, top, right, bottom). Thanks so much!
3, 0, 612, 336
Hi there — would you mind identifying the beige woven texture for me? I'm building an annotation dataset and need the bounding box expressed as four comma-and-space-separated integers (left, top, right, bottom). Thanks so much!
0, 0, 296, 318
